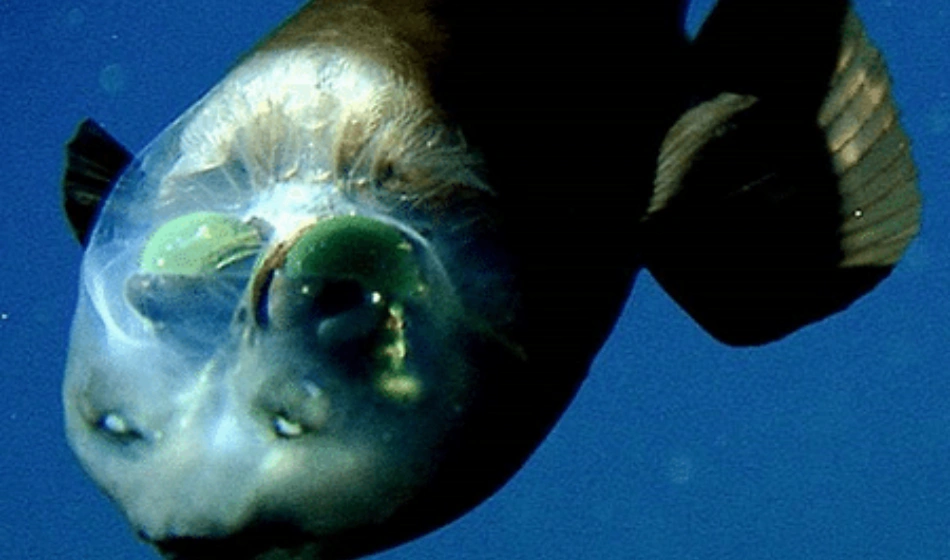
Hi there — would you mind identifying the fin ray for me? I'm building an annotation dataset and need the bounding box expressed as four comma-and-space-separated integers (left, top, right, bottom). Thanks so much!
63, 119, 133, 246
642, 6, 920, 345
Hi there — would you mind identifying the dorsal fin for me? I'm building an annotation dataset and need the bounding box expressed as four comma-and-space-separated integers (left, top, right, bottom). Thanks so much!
63, 119, 133, 246
642, 5, 920, 346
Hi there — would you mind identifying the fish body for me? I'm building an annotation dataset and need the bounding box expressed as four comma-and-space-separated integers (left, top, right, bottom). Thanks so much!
62, 1, 919, 559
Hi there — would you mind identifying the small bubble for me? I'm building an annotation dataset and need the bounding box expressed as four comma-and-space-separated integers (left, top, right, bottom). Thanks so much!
99, 63, 127, 95
0, 313, 8, 320
926, 105, 950, 135
666, 454, 694, 486
65, 7, 85, 29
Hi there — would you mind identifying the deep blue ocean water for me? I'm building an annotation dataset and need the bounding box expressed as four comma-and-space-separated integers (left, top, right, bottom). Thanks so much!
0, 1, 947, 558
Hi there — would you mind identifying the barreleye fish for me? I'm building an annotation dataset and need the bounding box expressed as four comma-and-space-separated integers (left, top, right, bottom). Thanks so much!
61, 0, 920, 558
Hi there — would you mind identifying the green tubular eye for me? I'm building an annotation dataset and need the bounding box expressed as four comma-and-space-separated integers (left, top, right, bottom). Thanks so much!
139, 212, 264, 275
278, 215, 428, 404
282, 215, 424, 300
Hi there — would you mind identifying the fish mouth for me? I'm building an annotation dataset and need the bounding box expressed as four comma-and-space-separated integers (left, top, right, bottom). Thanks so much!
150, 523, 316, 560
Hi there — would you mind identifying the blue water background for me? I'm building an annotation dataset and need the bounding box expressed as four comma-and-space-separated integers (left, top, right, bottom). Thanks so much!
0, 1, 947, 558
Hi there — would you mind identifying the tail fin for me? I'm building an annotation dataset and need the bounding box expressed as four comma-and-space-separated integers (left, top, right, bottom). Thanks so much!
641, 2, 920, 346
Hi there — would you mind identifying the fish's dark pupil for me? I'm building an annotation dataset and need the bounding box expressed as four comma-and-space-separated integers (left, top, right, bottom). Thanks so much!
315, 279, 367, 317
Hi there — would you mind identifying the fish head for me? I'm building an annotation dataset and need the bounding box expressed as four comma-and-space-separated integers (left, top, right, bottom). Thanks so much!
63, 48, 530, 559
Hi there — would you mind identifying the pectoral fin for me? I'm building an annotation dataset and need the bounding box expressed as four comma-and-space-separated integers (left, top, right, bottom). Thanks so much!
63, 119, 133, 246
642, 5, 920, 346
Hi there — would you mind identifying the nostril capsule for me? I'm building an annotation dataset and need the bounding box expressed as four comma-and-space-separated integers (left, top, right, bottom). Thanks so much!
101, 412, 130, 435
96, 412, 146, 444
273, 415, 304, 438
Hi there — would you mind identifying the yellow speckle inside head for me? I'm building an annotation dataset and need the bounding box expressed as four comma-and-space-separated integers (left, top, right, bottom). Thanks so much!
377, 374, 422, 404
